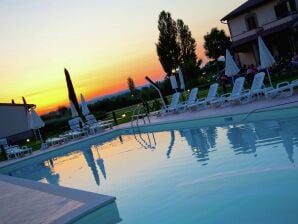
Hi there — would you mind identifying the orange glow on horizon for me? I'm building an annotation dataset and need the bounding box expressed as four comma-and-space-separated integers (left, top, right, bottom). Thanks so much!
0, 0, 244, 115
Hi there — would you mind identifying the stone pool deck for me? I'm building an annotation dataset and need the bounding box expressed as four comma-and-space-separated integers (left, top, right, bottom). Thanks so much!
0, 175, 115, 224
0, 93, 298, 224
127, 94, 298, 127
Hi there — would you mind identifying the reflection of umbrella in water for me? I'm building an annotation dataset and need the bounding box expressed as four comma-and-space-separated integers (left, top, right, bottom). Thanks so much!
82, 148, 100, 186
118, 135, 123, 144
166, 130, 175, 159
97, 158, 107, 179
93, 145, 107, 179
279, 121, 295, 163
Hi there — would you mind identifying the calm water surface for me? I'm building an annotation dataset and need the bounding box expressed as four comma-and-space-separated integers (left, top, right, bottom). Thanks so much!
9, 116, 298, 223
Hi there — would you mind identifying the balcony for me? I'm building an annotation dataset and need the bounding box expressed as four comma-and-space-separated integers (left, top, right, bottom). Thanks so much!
263, 13, 298, 30
231, 13, 298, 43
231, 28, 261, 42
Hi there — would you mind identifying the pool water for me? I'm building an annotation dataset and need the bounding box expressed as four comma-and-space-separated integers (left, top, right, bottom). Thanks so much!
6, 115, 298, 223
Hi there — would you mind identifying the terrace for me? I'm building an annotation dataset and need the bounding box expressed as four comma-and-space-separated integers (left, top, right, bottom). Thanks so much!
1, 92, 298, 223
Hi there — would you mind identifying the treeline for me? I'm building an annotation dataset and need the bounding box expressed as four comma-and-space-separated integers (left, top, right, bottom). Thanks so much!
42, 10, 230, 133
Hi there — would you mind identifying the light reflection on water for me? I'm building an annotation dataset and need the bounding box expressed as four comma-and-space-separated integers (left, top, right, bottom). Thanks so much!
9, 116, 298, 223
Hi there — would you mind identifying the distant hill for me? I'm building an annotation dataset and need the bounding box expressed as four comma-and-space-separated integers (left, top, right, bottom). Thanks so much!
87, 83, 152, 105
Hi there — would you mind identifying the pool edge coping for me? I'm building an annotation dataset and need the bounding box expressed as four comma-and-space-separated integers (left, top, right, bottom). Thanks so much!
1, 103, 298, 171
0, 174, 116, 224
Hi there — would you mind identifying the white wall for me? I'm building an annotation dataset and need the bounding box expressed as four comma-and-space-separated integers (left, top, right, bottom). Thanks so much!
0, 105, 30, 138
237, 51, 257, 67
228, 0, 280, 37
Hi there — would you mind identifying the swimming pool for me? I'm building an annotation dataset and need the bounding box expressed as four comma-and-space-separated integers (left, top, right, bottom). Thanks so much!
1, 108, 298, 223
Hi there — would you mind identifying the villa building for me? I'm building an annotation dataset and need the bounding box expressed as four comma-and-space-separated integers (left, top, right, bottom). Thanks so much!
0, 103, 35, 143
221, 0, 298, 66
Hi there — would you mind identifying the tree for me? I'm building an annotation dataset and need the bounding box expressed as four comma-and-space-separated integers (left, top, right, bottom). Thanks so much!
127, 77, 136, 96
177, 19, 197, 63
203, 28, 231, 73
156, 11, 180, 76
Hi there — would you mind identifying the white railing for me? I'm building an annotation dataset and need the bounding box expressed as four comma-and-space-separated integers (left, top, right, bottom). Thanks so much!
263, 14, 298, 30
232, 28, 260, 42
231, 13, 298, 42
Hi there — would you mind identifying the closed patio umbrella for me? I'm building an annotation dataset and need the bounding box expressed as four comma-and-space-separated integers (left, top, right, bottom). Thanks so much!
29, 108, 45, 142
225, 49, 240, 83
80, 94, 90, 116
258, 36, 275, 87
65, 68, 81, 115
178, 66, 185, 91
170, 75, 178, 92
70, 100, 79, 118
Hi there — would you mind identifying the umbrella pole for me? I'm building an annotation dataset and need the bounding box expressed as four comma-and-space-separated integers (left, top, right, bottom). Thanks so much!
32, 129, 38, 142
267, 68, 273, 87
38, 129, 43, 143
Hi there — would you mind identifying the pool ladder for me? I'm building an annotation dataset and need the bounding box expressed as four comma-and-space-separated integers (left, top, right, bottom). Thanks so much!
131, 104, 151, 129
131, 104, 156, 150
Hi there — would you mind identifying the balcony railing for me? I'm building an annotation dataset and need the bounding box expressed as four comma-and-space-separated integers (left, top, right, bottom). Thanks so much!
231, 13, 298, 42
232, 28, 260, 42
263, 13, 298, 30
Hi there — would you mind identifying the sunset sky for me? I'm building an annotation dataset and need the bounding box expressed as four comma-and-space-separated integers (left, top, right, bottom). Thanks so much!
0, 0, 244, 114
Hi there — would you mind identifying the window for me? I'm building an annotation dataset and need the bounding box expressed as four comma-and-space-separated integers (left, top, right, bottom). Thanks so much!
245, 14, 258, 31
275, 0, 297, 18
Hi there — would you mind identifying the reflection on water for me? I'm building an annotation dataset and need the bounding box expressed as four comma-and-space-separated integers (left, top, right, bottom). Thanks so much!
83, 148, 100, 186
7, 116, 298, 224
180, 127, 217, 164
133, 131, 156, 150
166, 131, 175, 158
92, 145, 107, 180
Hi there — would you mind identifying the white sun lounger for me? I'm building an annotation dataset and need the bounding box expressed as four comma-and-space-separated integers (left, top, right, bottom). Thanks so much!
211, 77, 245, 106
85, 114, 113, 133
265, 81, 294, 98
0, 138, 32, 159
161, 92, 181, 114
68, 117, 88, 136
291, 79, 298, 89
241, 72, 266, 101
189, 83, 219, 109
178, 88, 198, 111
